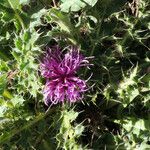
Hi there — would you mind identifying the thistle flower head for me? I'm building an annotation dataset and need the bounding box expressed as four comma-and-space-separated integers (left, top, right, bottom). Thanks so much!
40, 46, 92, 105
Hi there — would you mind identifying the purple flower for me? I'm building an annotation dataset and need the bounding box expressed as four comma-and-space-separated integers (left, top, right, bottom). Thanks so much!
40, 46, 92, 105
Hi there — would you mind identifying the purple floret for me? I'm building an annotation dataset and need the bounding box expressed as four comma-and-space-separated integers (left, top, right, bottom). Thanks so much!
40, 46, 92, 105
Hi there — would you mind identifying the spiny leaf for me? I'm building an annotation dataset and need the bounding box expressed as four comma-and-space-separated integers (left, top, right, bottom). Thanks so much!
60, 0, 98, 12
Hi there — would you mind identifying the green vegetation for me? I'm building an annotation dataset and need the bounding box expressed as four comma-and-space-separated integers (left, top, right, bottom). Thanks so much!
0, 0, 150, 149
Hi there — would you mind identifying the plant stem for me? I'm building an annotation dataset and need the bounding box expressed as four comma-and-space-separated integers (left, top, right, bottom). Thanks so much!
52, 0, 57, 7
7, 0, 25, 30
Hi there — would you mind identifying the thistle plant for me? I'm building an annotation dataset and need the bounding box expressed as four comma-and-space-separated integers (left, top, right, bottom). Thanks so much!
0, 0, 150, 149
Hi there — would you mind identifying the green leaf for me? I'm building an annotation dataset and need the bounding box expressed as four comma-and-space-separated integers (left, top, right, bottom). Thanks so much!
49, 9, 72, 33
0, 74, 7, 95
11, 95, 25, 106
0, 106, 7, 117
74, 124, 84, 137
3, 90, 13, 99
19, 0, 30, 5
15, 37, 23, 50
0, 61, 9, 72
138, 142, 150, 150
122, 118, 150, 134
30, 9, 47, 28
48, 8, 77, 44
0, 0, 20, 10
60, 0, 98, 12
128, 88, 139, 103
7, 0, 20, 10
